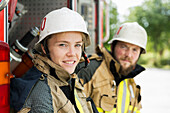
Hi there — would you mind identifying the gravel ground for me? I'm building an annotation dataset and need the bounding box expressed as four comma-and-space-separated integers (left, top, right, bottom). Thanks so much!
135, 68, 170, 113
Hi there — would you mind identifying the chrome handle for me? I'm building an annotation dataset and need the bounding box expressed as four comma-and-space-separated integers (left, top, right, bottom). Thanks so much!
0, 0, 10, 11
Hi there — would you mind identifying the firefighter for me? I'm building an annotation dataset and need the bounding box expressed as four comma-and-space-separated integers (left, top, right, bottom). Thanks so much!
10, 7, 97, 113
76, 22, 147, 113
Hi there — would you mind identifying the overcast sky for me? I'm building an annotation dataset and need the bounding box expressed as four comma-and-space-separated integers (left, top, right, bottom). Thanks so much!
111, 0, 144, 22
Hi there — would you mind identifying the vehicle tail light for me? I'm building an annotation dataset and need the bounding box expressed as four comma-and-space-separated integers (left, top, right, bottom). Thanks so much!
0, 41, 10, 113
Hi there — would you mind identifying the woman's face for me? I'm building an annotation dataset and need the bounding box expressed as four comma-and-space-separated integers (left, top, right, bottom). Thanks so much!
43, 31, 83, 74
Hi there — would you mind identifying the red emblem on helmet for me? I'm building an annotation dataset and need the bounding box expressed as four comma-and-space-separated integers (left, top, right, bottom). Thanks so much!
117, 26, 123, 35
41, 17, 46, 31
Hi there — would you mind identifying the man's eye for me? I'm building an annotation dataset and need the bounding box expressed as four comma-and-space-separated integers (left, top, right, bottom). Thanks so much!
120, 45, 126, 48
133, 48, 137, 51
133, 48, 138, 52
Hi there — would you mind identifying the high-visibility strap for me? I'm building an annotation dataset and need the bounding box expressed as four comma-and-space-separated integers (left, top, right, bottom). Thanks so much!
97, 107, 116, 113
129, 106, 140, 113
97, 107, 103, 113
97, 106, 140, 113
136, 110, 140, 113
117, 79, 130, 113
74, 89, 84, 113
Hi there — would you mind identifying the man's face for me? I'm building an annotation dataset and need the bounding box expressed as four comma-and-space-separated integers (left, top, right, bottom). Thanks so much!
45, 31, 83, 74
113, 41, 141, 75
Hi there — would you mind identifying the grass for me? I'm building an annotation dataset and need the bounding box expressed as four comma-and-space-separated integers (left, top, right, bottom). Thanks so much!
138, 49, 170, 69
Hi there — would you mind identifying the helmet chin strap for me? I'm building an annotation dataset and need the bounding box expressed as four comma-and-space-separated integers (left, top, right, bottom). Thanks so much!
42, 39, 51, 60
82, 51, 90, 67
82, 44, 90, 67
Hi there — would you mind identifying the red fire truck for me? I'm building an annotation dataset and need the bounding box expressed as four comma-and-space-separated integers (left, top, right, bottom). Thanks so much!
0, 0, 110, 112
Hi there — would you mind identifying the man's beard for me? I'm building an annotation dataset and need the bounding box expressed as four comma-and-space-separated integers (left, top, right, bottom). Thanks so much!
119, 63, 136, 76
117, 57, 137, 76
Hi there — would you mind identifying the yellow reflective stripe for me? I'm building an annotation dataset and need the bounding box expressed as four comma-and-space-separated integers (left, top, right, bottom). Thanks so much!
97, 107, 116, 113
117, 79, 130, 113
136, 110, 140, 113
97, 107, 103, 113
129, 106, 140, 113
97, 106, 140, 113
97, 79, 141, 113
125, 80, 130, 112
117, 80, 123, 113
129, 105, 136, 111
74, 89, 84, 113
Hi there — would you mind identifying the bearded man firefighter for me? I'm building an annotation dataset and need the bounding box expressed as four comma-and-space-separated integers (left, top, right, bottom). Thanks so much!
76, 22, 148, 113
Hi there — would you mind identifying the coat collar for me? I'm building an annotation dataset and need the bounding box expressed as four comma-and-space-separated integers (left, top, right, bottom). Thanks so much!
33, 54, 84, 90
96, 45, 121, 77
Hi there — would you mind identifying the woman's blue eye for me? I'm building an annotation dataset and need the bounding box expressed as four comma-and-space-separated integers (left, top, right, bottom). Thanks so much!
75, 44, 82, 47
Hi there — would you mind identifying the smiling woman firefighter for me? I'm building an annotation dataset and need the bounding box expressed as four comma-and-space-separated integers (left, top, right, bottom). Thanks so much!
10, 7, 98, 113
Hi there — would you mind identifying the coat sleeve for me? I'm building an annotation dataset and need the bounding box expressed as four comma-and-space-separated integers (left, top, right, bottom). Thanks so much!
20, 80, 54, 113
77, 59, 102, 97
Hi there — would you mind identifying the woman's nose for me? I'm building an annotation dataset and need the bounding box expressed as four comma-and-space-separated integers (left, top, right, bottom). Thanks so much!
66, 46, 75, 56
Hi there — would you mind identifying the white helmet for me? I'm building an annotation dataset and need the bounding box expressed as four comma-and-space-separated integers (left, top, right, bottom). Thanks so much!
36, 7, 90, 47
108, 22, 147, 53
